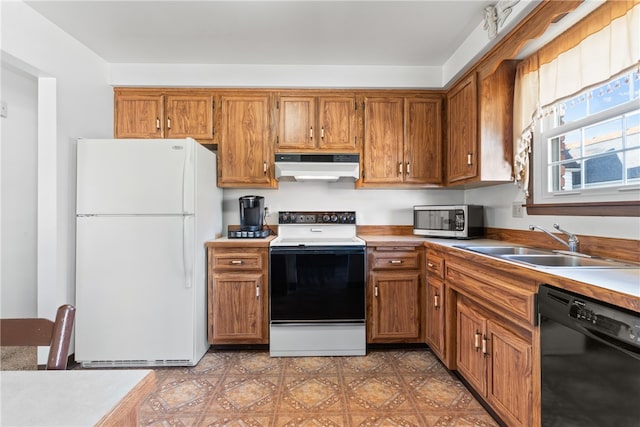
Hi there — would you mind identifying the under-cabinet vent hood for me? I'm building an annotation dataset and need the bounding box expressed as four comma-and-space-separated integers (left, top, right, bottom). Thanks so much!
274, 154, 360, 182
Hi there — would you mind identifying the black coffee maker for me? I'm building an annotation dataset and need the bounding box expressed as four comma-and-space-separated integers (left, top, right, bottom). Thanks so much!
239, 195, 264, 232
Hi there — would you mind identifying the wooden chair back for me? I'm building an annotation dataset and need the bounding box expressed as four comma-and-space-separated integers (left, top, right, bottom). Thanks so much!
1, 304, 76, 370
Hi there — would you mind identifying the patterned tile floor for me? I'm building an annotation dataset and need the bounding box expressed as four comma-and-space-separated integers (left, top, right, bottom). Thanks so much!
139, 349, 499, 427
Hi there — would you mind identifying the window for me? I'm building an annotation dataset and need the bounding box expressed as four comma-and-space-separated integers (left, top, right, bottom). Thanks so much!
533, 69, 640, 205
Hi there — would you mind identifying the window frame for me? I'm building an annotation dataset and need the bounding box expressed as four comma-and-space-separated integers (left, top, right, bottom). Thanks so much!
527, 74, 640, 217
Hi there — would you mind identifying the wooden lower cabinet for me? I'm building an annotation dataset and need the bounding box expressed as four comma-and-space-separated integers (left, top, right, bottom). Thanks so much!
367, 246, 424, 343
208, 247, 268, 344
425, 246, 446, 361
456, 295, 533, 427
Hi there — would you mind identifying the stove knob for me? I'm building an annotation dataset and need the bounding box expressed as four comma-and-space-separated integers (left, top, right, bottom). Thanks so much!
340, 214, 348, 223
349, 214, 356, 223
331, 214, 338, 222
322, 214, 331, 223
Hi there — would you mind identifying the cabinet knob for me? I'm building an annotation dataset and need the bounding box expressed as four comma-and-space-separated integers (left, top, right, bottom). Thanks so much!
406, 162, 411, 176
434, 294, 440, 309
374, 285, 379, 297
482, 335, 489, 355
310, 127, 313, 139
155, 117, 161, 130
167, 116, 172, 129
474, 331, 482, 351
321, 127, 325, 139
256, 284, 260, 298
427, 262, 435, 269
230, 260, 243, 265
398, 162, 403, 176
389, 260, 403, 264
263, 161, 267, 175
467, 152, 473, 166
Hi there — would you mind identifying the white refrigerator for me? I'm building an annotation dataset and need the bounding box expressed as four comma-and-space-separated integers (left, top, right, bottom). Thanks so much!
75, 138, 222, 367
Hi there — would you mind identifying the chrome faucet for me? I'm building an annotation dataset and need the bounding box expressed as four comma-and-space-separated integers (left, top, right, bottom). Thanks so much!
529, 223, 580, 252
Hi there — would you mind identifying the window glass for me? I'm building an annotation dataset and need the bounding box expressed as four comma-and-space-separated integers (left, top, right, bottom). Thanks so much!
537, 69, 640, 202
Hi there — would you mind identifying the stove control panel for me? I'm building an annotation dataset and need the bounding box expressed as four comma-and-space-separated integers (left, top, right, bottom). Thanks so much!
279, 211, 357, 224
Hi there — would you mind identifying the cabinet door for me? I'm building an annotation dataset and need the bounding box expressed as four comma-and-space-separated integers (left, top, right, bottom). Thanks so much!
318, 96, 357, 151
405, 97, 442, 184
278, 96, 316, 150
114, 94, 164, 138
165, 95, 214, 140
363, 97, 404, 184
218, 94, 274, 187
369, 271, 421, 342
456, 297, 487, 395
425, 278, 445, 360
447, 74, 478, 183
211, 272, 265, 343
486, 319, 532, 427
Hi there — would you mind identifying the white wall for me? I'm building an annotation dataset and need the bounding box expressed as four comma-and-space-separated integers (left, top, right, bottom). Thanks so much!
223, 183, 464, 228
465, 183, 640, 240
1, 64, 38, 317
1, 1, 112, 344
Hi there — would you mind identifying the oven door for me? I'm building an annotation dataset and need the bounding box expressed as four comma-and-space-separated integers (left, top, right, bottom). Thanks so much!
269, 245, 365, 323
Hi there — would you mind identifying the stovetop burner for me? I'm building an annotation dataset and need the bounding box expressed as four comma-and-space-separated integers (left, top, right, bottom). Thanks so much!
270, 211, 364, 247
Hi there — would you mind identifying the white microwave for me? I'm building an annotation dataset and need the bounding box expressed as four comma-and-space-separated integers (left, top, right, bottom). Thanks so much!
413, 205, 484, 239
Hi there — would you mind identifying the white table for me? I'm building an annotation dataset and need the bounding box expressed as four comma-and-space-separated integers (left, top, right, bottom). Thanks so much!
1, 369, 156, 426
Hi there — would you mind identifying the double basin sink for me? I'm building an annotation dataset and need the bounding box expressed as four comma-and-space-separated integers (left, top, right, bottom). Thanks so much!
454, 245, 639, 269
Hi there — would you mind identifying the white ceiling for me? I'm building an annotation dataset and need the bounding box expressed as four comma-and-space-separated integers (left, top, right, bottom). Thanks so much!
24, 0, 499, 66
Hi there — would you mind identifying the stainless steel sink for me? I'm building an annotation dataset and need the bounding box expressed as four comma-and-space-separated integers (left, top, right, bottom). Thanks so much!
501, 254, 639, 268
454, 245, 639, 269
456, 245, 550, 256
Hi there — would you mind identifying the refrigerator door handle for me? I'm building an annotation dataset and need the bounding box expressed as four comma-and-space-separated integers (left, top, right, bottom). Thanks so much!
183, 215, 193, 288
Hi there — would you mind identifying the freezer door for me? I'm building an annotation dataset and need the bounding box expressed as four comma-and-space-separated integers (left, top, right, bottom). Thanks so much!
76, 138, 195, 215
75, 215, 200, 364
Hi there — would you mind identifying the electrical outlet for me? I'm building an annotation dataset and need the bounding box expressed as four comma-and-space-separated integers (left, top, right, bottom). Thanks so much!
512, 202, 525, 218
264, 204, 271, 216
0, 100, 7, 118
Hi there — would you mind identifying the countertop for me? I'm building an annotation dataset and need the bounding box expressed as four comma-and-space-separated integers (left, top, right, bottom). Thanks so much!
0, 369, 155, 426
424, 237, 640, 301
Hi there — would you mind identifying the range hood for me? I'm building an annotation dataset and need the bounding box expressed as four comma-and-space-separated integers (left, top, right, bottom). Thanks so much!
274, 154, 360, 182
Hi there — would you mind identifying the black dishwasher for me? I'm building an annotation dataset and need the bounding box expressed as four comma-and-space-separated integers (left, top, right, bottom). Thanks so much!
538, 284, 640, 426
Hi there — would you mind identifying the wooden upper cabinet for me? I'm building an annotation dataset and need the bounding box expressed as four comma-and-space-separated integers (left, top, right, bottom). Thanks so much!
317, 96, 357, 151
362, 97, 404, 184
114, 94, 164, 138
217, 93, 276, 188
362, 96, 442, 186
165, 95, 214, 140
446, 60, 516, 186
405, 97, 442, 185
277, 94, 357, 152
278, 96, 316, 150
447, 74, 478, 184
114, 90, 214, 143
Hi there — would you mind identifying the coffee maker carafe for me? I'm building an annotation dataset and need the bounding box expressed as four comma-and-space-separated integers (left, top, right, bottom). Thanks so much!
239, 196, 264, 232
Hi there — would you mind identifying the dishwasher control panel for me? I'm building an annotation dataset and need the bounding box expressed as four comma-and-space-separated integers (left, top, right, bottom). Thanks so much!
540, 285, 640, 348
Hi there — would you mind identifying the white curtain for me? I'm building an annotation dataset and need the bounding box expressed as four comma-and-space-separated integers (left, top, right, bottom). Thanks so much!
513, 2, 640, 195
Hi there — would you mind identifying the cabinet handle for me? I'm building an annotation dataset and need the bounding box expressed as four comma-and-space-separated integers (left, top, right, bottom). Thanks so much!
406, 162, 411, 176
263, 161, 267, 175
167, 117, 171, 129
427, 262, 435, 269
230, 260, 243, 265
310, 127, 313, 139
256, 284, 260, 298
156, 118, 161, 130
467, 152, 473, 166
398, 162, 403, 176
374, 285, 379, 297
321, 127, 325, 139
434, 294, 439, 309
482, 335, 488, 355
474, 331, 482, 351
389, 260, 403, 264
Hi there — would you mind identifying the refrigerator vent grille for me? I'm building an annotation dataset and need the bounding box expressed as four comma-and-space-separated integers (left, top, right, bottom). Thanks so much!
81, 359, 195, 368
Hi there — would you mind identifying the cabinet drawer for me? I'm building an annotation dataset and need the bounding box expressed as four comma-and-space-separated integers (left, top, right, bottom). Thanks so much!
370, 250, 420, 270
211, 252, 263, 270
426, 252, 445, 279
